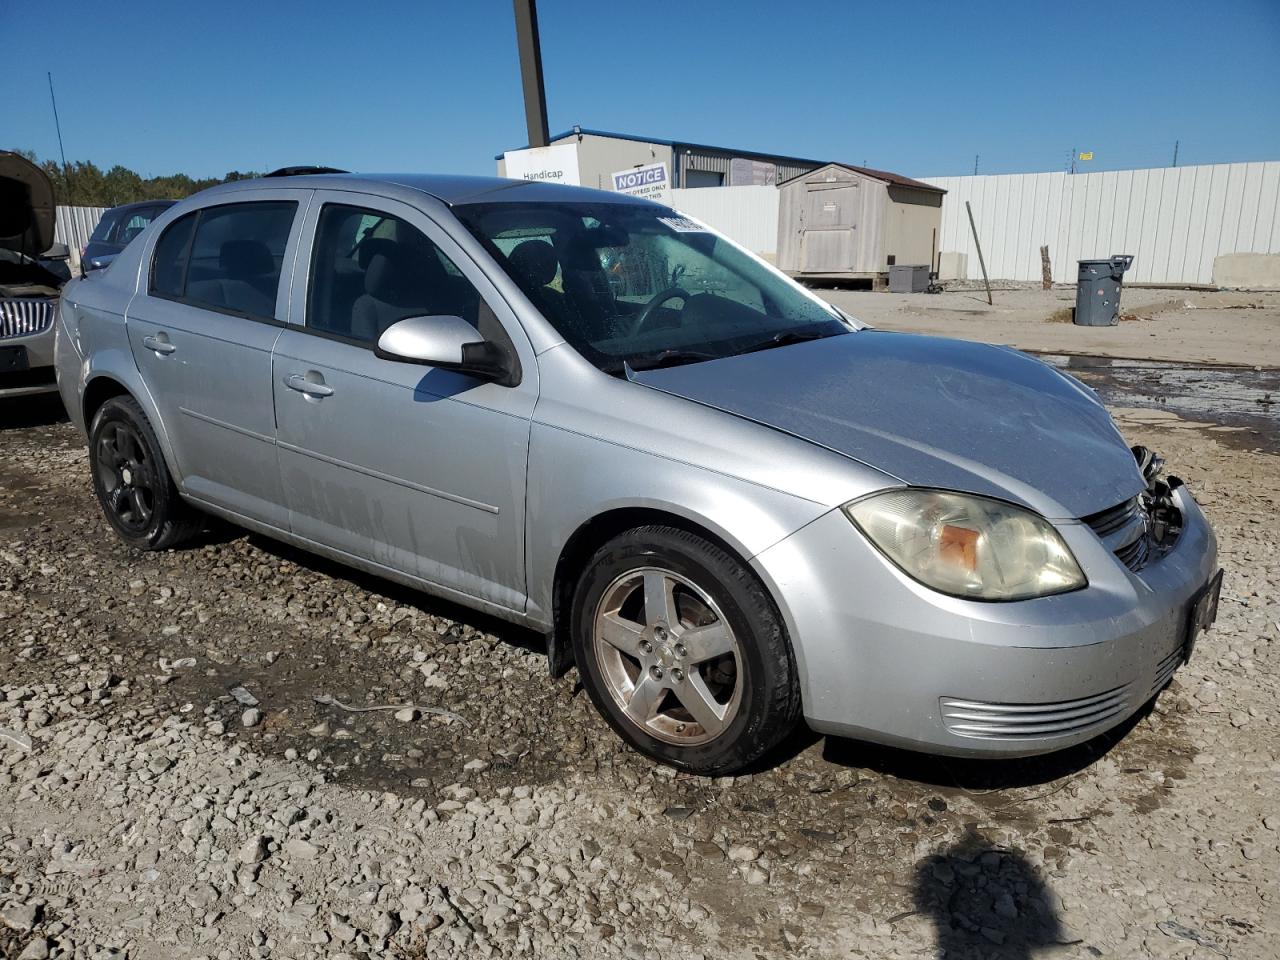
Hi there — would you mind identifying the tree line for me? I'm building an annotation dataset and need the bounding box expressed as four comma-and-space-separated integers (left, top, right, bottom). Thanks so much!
17, 150, 261, 208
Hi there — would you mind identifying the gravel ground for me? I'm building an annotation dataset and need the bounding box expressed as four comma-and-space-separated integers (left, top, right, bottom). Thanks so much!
1, 395, 1277, 960
816, 288, 1280, 367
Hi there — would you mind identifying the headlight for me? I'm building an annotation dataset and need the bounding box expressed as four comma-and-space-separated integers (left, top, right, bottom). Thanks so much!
844, 489, 1085, 601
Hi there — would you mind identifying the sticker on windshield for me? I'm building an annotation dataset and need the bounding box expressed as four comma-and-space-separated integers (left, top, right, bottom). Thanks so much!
658, 216, 706, 233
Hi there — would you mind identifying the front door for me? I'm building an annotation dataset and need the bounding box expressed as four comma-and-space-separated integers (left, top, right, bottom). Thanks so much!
126, 192, 308, 525
272, 193, 537, 612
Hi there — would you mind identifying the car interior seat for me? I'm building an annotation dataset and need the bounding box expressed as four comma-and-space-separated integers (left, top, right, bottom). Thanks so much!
184, 239, 277, 317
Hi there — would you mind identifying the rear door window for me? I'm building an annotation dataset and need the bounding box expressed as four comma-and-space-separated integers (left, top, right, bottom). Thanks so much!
150, 201, 297, 319
118, 207, 163, 245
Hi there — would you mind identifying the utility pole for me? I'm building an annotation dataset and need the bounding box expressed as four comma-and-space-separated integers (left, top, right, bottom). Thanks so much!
973, 154, 979, 175
47, 72, 68, 171
1070, 146, 1076, 175
512, 0, 549, 148
1172, 140, 1179, 167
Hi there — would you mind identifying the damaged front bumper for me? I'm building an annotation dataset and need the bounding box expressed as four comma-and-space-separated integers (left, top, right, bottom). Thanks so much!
752, 479, 1219, 758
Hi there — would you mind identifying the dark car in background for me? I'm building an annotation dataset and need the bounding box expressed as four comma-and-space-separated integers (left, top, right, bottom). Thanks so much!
81, 200, 176, 274
1, 151, 71, 398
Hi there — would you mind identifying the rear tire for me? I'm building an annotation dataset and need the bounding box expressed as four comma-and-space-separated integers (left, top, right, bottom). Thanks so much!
571, 525, 800, 775
89, 396, 202, 550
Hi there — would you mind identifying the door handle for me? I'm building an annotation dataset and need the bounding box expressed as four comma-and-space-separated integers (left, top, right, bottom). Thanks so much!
284, 373, 334, 398
142, 333, 176, 355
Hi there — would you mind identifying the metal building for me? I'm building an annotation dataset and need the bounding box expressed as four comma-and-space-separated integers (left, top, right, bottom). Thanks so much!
776, 163, 946, 281
497, 128, 825, 191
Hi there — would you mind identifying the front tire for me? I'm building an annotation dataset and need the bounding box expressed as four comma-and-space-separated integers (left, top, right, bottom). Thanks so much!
89, 396, 202, 550
571, 526, 801, 775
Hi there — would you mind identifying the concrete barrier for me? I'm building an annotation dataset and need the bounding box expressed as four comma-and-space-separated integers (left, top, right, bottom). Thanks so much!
1213, 253, 1280, 290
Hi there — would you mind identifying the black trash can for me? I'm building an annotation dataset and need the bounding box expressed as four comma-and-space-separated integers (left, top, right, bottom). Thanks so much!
1074, 255, 1134, 326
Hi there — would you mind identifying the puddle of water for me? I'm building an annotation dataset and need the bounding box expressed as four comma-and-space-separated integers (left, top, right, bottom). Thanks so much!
1041, 354, 1279, 453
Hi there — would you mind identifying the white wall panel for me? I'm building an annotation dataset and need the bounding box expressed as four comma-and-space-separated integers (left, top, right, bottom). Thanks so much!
670, 186, 780, 256
54, 205, 107, 275
923, 161, 1280, 285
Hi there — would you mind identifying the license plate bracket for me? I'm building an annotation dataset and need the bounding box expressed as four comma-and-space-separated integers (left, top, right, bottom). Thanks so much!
1184, 568, 1223, 664
0, 345, 30, 373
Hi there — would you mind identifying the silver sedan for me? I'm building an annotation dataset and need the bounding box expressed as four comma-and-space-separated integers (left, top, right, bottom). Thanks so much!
53, 172, 1221, 774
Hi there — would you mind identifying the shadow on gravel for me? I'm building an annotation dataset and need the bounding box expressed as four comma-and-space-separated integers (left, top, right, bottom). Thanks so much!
242, 532, 548, 656
0, 393, 67, 431
912, 837, 1073, 959
821, 700, 1154, 790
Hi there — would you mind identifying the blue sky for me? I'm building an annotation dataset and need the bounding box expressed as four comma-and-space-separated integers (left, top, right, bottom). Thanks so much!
8, 0, 1279, 179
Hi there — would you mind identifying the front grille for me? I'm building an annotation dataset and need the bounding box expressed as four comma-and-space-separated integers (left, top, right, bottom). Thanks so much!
940, 684, 1132, 741
1082, 497, 1141, 538
1114, 534, 1152, 570
1083, 495, 1153, 573
0, 298, 56, 340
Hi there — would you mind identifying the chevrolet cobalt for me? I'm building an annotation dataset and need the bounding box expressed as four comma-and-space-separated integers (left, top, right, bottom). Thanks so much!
54, 173, 1220, 774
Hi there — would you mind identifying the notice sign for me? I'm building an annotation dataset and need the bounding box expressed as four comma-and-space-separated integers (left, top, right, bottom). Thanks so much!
611, 162, 671, 205
503, 143, 581, 186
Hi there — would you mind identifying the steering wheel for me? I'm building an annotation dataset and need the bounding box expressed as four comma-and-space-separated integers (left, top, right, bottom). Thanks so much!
632, 287, 691, 336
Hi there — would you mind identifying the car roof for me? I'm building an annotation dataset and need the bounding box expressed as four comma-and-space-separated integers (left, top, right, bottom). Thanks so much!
188, 173, 655, 208
106, 199, 178, 216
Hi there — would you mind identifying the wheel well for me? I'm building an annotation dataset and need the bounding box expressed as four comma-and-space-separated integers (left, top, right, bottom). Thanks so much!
82, 377, 130, 428
548, 507, 747, 677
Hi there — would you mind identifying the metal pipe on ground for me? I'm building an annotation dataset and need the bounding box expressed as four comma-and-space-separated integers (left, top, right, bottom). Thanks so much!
966, 201, 993, 305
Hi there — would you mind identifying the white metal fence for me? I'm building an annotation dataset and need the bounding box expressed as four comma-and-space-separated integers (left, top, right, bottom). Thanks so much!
667, 163, 1280, 286
671, 186, 780, 258
54, 166, 1280, 287
54, 205, 108, 274
923, 162, 1280, 286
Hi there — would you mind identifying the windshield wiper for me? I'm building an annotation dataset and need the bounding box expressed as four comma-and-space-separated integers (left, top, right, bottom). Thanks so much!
737, 329, 833, 357
617, 349, 721, 374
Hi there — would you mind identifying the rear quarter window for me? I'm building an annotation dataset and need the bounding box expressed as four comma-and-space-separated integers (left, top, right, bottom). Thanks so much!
150, 212, 197, 298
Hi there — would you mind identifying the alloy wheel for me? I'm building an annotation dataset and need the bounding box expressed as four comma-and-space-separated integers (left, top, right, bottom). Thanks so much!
592, 566, 743, 746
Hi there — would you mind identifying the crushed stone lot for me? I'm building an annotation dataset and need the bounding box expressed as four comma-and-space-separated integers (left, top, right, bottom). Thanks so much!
1, 395, 1277, 959
817, 287, 1280, 368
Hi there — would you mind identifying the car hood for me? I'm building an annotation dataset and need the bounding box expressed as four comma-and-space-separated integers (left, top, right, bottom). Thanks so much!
630, 330, 1145, 519
0, 152, 56, 258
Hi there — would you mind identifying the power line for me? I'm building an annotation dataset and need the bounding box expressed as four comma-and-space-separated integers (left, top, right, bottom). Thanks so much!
47, 72, 68, 171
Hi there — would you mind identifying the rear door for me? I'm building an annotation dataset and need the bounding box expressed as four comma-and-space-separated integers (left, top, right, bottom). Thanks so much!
272, 191, 537, 611
126, 191, 310, 525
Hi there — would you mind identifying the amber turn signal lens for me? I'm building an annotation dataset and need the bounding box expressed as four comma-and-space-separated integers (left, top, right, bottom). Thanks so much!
940, 524, 980, 571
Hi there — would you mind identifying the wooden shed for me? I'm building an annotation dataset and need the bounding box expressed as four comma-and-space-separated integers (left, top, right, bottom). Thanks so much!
776, 163, 946, 282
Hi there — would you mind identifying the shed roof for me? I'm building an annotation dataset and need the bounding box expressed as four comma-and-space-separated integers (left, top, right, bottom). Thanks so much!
778, 162, 945, 194
497, 127, 829, 170
499, 129, 942, 194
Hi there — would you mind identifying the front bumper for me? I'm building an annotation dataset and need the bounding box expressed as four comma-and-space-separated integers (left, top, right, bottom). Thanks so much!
0, 325, 57, 398
752, 484, 1218, 757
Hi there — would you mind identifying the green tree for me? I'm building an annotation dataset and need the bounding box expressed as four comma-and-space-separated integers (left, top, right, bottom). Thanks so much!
19, 151, 262, 206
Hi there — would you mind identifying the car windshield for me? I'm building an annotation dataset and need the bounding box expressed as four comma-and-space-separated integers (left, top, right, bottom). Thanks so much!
455, 200, 850, 372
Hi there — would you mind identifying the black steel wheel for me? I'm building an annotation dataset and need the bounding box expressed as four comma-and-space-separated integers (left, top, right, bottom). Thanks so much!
89, 396, 202, 550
